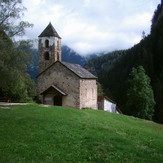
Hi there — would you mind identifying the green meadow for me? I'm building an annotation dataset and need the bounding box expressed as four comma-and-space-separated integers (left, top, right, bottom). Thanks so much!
0, 104, 163, 163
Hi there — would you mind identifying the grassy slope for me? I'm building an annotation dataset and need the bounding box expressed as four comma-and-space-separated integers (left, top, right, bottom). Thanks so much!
0, 104, 163, 163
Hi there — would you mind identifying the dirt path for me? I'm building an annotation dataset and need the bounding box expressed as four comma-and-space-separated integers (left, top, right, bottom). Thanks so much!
0, 102, 29, 106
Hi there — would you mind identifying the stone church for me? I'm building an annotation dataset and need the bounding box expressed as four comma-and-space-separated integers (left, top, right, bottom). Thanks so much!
37, 23, 97, 109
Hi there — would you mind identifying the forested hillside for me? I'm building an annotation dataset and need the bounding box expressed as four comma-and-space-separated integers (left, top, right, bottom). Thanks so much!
85, 1, 163, 123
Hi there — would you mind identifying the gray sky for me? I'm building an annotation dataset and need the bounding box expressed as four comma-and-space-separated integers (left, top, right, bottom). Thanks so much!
23, 0, 160, 55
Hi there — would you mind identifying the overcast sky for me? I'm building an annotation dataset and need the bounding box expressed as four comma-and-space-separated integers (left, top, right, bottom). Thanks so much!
23, 0, 160, 55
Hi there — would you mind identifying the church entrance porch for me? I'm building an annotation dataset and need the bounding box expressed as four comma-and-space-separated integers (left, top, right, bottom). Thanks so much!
40, 85, 67, 106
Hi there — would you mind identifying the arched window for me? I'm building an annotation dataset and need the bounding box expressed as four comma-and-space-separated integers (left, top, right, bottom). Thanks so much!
45, 40, 49, 48
44, 52, 49, 60
57, 52, 60, 60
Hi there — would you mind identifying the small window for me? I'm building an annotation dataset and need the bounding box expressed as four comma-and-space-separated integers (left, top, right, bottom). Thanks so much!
57, 40, 60, 50
92, 88, 94, 97
45, 40, 49, 48
44, 52, 49, 60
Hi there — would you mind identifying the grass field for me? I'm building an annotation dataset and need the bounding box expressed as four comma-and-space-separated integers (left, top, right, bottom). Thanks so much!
0, 104, 163, 163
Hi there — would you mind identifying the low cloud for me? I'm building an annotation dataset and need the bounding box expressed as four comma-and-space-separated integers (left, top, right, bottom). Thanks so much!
23, 0, 160, 55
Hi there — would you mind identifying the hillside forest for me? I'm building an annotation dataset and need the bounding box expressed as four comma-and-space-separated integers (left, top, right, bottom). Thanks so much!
85, 1, 163, 123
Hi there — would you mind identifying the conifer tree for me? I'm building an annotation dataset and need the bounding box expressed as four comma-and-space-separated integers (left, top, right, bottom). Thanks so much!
97, 83, 105, 96
126, 66, 155, 120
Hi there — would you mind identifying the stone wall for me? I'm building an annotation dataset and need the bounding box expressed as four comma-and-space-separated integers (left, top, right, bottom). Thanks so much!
80, 79, 97, 109
38, 62, 80, 108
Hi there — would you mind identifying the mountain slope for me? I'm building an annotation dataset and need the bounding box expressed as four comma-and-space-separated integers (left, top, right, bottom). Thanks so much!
62, 45, 87, 65
0, 104, 163, 163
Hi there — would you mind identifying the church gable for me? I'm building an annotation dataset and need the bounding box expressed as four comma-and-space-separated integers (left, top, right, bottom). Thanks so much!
38, 61, 81, 108
38, 61, 80, 90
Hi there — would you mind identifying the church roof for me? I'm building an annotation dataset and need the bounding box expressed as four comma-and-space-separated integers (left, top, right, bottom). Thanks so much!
61, 62, 97, 79
38, 22, 61, 38
37, 61, 97, 79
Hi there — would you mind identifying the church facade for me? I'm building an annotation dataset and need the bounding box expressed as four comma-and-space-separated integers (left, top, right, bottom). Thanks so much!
37, 23, 97, 109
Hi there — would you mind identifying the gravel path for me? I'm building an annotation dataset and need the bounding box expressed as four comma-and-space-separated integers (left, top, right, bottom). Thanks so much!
0, 102, 50, 109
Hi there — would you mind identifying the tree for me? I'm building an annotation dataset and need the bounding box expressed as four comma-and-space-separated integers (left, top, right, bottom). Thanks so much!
126, 66, 155, 120
142, 31, 146, 39
0, 0, 36, 102
0, 0, 33, 37
0, 36, 36, 101
97, 82, 105, 96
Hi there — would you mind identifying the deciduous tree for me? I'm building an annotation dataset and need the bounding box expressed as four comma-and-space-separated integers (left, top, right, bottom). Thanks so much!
0, 0, 33, 37
0, 0, 36, 102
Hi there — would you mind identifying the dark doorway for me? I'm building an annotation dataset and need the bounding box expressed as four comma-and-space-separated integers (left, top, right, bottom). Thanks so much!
53, 95, 62, 106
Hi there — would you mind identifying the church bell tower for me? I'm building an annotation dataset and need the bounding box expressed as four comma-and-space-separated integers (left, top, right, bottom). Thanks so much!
38, 23, 62, 73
